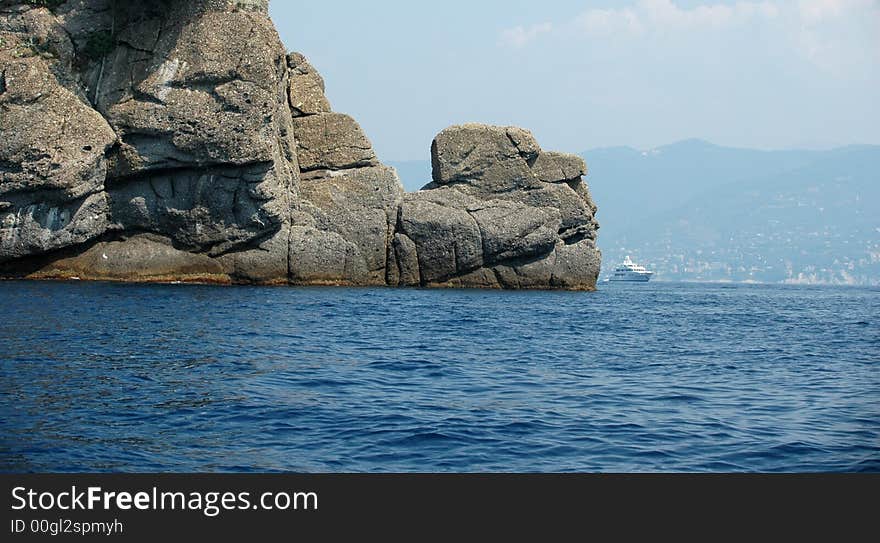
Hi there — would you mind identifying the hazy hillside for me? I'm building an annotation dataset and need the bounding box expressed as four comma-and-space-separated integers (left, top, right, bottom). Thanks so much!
389, 141, 880, 285
584, 140, 818, 238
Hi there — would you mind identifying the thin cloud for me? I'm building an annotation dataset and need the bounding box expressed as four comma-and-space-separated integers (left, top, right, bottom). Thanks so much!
498, 22, 553, 48
498, 0, 779, 45
572, 0, 779, 37
574, 7, 644, 37
797, 0, 866, 22
636, 0, 779, 29
497, 0, 878, 74
794, 0, 880, 72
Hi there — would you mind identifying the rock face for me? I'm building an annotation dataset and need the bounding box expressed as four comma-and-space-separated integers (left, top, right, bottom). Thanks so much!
0, 3, 116, 261
0, 0, 600, 290
286, 51, 402, 287
396, 125, 600, 289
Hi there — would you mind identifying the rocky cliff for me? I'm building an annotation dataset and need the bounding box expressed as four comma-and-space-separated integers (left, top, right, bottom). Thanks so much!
0, 0, 600, 289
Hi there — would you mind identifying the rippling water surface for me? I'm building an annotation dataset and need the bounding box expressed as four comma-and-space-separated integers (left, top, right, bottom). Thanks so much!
1, 280, 877, 472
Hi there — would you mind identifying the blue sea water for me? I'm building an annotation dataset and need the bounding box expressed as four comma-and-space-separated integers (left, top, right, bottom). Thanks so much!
0, 280, 877, 473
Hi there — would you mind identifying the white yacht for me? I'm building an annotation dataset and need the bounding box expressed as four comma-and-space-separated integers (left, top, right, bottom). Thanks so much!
609, 256, 654, 282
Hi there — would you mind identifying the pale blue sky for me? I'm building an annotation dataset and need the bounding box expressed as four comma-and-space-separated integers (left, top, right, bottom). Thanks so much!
269, 0, 880, 161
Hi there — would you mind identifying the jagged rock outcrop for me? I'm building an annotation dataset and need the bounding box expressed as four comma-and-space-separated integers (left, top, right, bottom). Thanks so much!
285, 51, 403, 286
395, 125, 600, 289
0, 2, 116, 261
0, 0, 600, 290
1, 0, 295, 279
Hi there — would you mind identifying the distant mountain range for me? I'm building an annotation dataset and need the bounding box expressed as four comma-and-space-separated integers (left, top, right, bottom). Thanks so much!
389, 140, 880, 285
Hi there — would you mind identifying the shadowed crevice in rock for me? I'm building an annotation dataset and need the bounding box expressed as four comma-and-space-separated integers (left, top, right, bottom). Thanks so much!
106, 163, 284, 256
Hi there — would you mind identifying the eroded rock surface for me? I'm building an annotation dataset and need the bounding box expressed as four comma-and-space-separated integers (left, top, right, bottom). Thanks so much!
0, 0, 599, 290
0, 4, 116, 261
286, 51, 403, 286
397, 125, 600, 289
1, 0, 295, 275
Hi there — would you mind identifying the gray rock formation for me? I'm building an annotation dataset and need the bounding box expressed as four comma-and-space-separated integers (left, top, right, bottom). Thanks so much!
397, 125, 600, 289
0, 0, 600, 290
1, 0, 295, 277
287, 52, 331, 117
0, 3, 116, 262
285, 48, 403, 287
